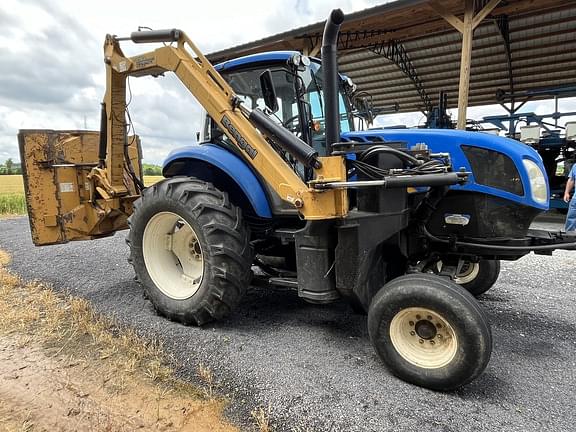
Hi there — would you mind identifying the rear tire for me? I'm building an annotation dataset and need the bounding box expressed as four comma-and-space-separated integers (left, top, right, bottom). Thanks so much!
368, 274, 492, 391
127, 177, 253, 326
436, 259, 500, 297
456, 260, 500, 297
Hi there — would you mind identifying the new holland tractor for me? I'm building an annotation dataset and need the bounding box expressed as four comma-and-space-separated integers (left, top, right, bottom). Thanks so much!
18, 10, 576, 390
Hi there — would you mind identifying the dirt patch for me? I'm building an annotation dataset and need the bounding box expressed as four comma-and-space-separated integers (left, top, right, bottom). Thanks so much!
0, 249, 239, 432
0, 337, 235, 431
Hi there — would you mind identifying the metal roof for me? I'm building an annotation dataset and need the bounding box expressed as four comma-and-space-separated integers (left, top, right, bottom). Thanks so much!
207, 0, 576, 114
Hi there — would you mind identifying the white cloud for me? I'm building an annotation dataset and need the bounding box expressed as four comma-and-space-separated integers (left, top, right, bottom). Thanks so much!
1, 0, 573, 166
0, 0, 383, 164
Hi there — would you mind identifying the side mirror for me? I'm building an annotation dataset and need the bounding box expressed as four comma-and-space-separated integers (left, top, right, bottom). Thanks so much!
259, 70, 279, 113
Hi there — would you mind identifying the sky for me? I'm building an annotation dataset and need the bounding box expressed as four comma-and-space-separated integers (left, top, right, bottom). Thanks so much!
0, 0, 574, 165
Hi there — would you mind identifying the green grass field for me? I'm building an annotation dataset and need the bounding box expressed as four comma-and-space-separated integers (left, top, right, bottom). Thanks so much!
0, 175, 26, 215
0, 175, 163, 216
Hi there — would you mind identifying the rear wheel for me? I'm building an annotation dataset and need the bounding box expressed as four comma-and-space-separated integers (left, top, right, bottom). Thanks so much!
436, 259, 500, 297
457, 259, 500, 296
368, 274, 492, 391
127, 177, 253, 326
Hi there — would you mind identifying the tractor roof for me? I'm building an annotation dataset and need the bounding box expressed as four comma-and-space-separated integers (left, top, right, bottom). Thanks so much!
214, 51, 301, 72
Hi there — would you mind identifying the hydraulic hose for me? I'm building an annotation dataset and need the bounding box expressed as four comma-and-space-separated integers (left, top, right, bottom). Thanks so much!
422, 225, 576, 251
321, 9, 345, 156
359, 145, 422, 166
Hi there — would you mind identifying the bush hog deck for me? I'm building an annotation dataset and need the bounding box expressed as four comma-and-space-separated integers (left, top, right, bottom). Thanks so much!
18, 10, 576, 390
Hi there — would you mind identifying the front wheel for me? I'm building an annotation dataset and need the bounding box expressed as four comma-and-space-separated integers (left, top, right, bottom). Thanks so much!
127, 177, 253, 326
368, 274, 492, 391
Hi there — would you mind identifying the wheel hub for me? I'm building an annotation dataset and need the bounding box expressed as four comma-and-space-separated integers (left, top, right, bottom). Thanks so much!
143, 212, 204, 300
415, 320, 437, 340
389, 307, 458, 369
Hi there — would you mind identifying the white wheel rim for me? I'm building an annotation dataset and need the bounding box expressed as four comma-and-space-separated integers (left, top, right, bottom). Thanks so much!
143, 212, 204, 300
436, 260, 480, 285
454, 261, 480, 285
389, 307, 458, 369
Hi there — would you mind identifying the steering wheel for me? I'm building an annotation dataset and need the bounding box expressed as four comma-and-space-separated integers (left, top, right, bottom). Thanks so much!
282, 115, 300, 133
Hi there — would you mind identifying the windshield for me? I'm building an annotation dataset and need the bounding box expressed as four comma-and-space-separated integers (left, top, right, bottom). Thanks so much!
223, 67, 296, 123
219, 61, 352, 146
208, 60, 353, 174
303, 61, 352, 135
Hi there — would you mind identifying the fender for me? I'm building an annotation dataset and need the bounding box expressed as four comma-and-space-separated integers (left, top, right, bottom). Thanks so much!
162, 144, 272, 218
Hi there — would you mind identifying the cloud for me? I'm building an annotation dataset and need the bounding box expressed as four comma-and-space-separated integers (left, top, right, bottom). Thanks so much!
3, 0, 572, 167
0, 0, 388, 165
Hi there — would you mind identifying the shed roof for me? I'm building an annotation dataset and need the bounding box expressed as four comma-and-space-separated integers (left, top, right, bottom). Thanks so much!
207, 0, 576, 114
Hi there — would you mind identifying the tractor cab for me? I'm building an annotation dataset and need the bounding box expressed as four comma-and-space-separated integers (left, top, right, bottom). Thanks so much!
199, 51, 356, 178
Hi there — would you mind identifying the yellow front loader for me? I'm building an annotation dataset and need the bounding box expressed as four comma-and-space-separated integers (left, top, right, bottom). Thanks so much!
19, 28, 349, 247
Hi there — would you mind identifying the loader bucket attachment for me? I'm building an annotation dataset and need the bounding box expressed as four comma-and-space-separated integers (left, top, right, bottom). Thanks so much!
18, 129, 142, 246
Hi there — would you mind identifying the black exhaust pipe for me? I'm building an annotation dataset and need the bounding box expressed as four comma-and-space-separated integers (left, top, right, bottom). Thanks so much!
321, 9, 345, 156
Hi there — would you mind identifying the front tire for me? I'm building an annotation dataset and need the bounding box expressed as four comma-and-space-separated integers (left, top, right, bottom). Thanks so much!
127, 177, 253, 326
368, 274, 492, 391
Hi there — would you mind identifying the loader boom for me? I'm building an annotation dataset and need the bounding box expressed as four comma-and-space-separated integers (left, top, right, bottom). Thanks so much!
98, 30, 348, 220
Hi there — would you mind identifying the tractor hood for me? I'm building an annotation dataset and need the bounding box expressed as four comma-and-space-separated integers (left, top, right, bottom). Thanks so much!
341, 128, 549, 211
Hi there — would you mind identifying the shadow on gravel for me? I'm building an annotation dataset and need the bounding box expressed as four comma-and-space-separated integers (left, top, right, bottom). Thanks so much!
478, 290, 512, 303
454, 372, 514, 403
487, 308, 576, 340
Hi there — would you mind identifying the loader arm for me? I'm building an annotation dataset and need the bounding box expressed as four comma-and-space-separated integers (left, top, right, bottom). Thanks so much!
98, 30, 348, 220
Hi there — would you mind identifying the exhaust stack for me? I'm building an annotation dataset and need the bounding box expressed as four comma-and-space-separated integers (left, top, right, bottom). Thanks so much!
321, 9, 345, 156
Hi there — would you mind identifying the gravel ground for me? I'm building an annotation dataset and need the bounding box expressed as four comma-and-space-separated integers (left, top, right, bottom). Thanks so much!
1, 216, 575, 431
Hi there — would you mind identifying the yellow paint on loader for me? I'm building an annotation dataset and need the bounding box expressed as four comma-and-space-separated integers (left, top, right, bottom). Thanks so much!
19, 29, 349, 247
18, 130, 141, 245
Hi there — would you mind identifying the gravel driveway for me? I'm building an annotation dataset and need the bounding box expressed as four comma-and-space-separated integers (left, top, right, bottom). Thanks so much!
1, 217, 575, 431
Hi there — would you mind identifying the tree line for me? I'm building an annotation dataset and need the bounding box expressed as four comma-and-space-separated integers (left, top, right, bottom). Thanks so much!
0, 159, 162, 176
0, 159, 22, 175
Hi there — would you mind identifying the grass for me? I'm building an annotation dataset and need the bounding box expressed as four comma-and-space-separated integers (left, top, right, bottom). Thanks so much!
0, 194, 26, 216
0, 249, 238, 431
0, 175, 23, 194
0, 249, 175, 385
0, 175, 163, 217
144, 175, 164, 187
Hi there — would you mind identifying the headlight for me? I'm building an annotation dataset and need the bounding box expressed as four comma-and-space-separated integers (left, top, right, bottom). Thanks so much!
522, 159, 548, 204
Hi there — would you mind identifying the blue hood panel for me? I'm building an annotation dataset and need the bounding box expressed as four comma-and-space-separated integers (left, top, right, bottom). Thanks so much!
342, 129, 549, 210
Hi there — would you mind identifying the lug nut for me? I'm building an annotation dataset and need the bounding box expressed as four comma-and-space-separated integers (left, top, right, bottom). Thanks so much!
410, 331, 416, 336
416, 314, 421, 320
409, 321, 414, 326
419, 339, 424, 344
430, 340, 435, 345
427, 315, 432, 321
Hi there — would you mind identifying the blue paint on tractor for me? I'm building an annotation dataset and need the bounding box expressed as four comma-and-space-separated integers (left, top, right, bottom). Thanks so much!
163, 128, 549, 218
215, 51, 299, 72
342, 128, 549, 210
163, 144, 273, 218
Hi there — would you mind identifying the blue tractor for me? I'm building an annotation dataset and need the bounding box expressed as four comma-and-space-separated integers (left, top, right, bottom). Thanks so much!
19, 10, 576, 390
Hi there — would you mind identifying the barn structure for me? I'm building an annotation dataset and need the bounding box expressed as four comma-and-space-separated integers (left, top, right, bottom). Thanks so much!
207, 0, 576, 130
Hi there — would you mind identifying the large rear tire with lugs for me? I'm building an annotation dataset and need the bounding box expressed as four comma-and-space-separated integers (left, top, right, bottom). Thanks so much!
368, 274, 492, 391
127, 177, 253, 326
